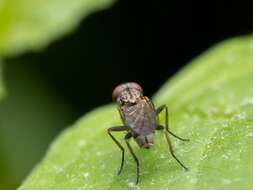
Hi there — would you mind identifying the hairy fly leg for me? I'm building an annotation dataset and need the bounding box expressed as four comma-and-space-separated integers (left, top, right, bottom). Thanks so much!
156, 104, 189, 170
156, 105, 189, 141
125, 132, 140, 185
107, 126, 128, 175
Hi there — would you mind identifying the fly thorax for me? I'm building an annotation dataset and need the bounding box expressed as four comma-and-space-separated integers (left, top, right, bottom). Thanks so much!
135, 133, 154, 149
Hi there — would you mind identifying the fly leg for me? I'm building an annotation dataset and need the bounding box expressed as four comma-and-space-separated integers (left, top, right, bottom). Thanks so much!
107, 126, 128, 175
125, 132, 140, 185
156, 105, 189, 170
156, 105, 189, 141
156, 125, 188, 170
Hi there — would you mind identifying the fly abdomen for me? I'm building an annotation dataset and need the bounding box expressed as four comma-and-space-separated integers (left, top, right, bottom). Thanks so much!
134, 133, 154, 149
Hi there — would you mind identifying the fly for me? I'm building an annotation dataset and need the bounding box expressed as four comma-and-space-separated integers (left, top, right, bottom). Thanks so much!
107, 82, 189, 185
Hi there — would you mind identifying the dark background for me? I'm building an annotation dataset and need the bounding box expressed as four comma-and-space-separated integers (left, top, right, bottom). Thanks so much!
2, 1, 253, 189
7, 0, 253, 115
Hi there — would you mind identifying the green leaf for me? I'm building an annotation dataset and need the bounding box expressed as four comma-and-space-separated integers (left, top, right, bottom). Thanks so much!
18, 36, 253, 190
0, 62, 77, 190
0, 0, 114, 56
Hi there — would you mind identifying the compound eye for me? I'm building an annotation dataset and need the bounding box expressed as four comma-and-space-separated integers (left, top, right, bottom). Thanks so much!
112, 84, 125, 100
128, 82, 143, 93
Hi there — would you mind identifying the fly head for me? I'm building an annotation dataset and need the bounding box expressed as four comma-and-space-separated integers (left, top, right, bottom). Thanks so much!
112, 82, 143, 105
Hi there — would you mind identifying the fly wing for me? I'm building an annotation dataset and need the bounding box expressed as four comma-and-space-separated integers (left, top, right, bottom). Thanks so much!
122, 99, 157, 135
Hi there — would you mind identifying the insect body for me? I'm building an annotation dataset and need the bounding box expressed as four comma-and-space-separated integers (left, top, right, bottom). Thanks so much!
108, 82, 189, 185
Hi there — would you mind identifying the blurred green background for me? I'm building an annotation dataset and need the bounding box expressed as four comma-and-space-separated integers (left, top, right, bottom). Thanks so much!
0, 0, 253, 189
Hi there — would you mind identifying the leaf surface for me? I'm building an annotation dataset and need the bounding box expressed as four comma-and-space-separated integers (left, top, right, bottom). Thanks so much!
0, 0, 114, 56
18, 36, 253, 190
